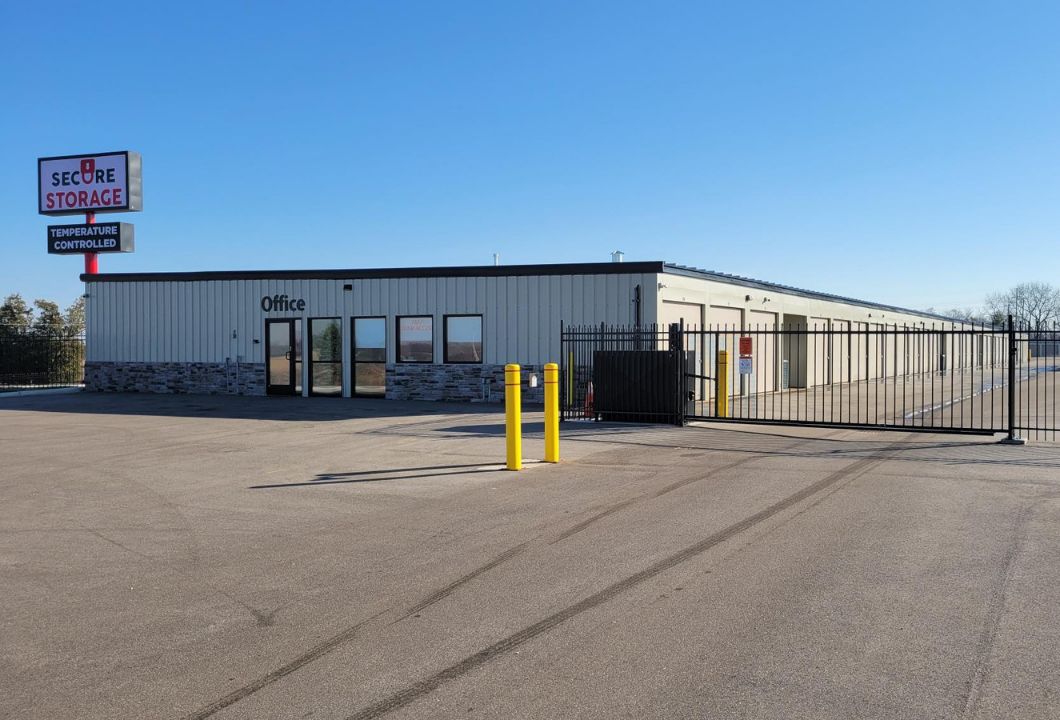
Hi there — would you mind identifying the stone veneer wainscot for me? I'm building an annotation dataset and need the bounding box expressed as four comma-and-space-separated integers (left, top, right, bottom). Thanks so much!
85, 361, 266, 395
385, 364, 545, 403
85, 361, 544, 403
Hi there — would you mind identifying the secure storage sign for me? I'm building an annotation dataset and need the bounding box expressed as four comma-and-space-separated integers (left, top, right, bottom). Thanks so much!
38, 151, 142, 215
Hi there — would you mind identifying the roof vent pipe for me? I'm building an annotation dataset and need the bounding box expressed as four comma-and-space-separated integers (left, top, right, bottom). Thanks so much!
493, 253, 500, 266
611, 250, 624, 263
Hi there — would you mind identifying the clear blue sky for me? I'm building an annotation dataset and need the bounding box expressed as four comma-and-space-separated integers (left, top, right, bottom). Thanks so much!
3, 1, 1059, 312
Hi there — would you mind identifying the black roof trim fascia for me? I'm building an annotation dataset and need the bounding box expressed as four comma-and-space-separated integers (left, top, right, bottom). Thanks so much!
662, 263, 964, 323
80, 261, 666, 283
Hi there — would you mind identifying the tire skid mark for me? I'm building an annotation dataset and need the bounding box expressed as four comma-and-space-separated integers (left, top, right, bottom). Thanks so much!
550, 438, 814, 546
393, 543, 530, 623
345, 447, 899, 720
722, 435, 917, 558
960, 503, 1032, 719
180, 427, 852, 718
548, 497, 642, 545
401, 432, 838, 622
179, 607, 390, 720
396, 446, 779, 623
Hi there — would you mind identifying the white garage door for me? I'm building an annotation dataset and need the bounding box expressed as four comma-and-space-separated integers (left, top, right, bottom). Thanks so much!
661, 301, 705, 398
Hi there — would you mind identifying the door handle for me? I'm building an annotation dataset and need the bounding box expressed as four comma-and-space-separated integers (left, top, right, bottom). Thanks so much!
284, 351, 292, 360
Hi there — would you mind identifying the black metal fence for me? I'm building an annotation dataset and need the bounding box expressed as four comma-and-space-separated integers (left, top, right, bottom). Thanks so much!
0, 326, 86, 391
1013, 326, 1060, 441
560, 318, 1058, 441
560, 324, 685, 425
682, 322, 1010, 435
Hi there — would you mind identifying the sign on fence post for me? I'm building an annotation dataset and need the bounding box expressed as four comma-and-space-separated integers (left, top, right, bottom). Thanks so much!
739, 336, 753, 375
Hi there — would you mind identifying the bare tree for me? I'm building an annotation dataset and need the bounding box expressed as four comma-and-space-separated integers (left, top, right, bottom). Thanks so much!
945, 307, 990, 325
985, 283, 1060, 329
922, 306, 992, 325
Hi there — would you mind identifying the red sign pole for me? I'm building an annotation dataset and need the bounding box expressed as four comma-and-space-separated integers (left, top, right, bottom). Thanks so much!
84, 211, 98, 274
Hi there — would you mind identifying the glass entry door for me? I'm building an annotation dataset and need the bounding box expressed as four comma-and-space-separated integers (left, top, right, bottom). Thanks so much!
265, 319, 302, 395
309, 317, 343, 396
352, 317, 386, 396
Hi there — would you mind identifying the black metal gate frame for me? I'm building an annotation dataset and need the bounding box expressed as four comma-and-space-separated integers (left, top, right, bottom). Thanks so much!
682, 324, 1007, 437
560, 317, 1058, 441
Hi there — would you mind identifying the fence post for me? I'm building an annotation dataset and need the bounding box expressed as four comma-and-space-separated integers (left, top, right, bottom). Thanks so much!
669, 321, 686, 426
559, 320, 565, 424
1001, 314, 1026, 445
505, 364, 524, 468
717, 349, 730, 418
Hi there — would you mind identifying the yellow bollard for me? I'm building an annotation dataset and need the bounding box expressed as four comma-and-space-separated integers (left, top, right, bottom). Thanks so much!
505, 364, 522, 470
716, 350, 730, 418
544, 363, 560, 463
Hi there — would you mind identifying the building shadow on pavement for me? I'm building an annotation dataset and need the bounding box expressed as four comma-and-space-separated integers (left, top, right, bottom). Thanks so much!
434, 421, 1060, 469
0, 392, 502, 422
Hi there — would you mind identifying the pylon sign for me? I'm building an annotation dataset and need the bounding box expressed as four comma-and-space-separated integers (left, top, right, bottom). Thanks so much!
38, 150, 141, 273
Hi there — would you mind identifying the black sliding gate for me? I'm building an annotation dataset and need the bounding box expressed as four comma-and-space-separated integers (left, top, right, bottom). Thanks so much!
560, 319, 1059, 441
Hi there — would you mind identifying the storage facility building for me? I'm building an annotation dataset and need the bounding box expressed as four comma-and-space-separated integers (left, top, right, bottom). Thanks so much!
82, 260, 959, 401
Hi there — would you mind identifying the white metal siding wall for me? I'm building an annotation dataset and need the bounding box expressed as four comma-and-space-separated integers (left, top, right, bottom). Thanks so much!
85, 272, 656, 366
653, 274, 955, 332
650, 273, 970, 394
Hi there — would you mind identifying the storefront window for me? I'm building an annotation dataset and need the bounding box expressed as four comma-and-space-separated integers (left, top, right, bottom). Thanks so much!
397, 316, 433, 363
444, 315, 483, 363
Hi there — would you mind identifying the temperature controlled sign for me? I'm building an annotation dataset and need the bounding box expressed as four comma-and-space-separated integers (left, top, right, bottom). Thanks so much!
38, 151, 142, 216
47, 222, 134, 254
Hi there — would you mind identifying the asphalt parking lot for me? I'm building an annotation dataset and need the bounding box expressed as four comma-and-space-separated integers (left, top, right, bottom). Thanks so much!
2, 393, 1059, 719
